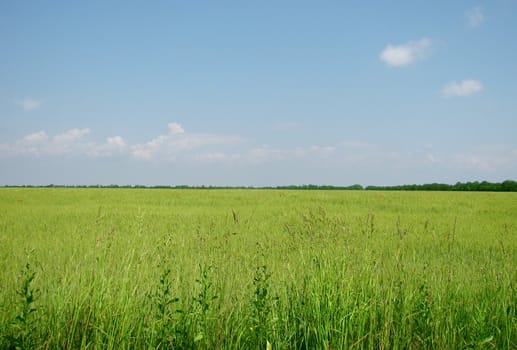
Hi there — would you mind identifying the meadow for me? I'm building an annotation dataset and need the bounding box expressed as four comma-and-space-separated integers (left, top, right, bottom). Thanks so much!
0, 188, 516, 349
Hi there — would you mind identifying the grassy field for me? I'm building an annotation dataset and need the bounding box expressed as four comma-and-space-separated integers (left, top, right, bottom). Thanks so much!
0, 188, 516, 349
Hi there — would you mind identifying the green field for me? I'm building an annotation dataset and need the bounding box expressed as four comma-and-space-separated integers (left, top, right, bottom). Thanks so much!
1, 188, 516, 349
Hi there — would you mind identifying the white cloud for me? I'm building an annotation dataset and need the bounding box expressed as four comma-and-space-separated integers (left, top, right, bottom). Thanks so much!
242, 145, 335, 164
0, 123, 361, 167
168, 122, 185, 135
338, 141, 373, 149
466, 7, 484, 28
107, 136, 126, 148
3, 122, 515, 186
23, 131, 48, 143
0, 122, 337, 164
442, 80, 483, 97
8, 124, 511, 178
380, 38, 431, 67
130, 122, 241, 161
16, 98, 41, 111
448, 145, 517, 171
422, 144, 439, 164
53, 128, 90, 143
85, 136, 128, 157
194, 152, 238, 163
0, 128, 126, 158
451, 154, 511, 171
181, 144, 337, 165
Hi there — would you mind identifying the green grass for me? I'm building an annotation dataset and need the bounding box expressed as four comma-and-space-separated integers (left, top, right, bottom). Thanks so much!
0, 188, 516, 349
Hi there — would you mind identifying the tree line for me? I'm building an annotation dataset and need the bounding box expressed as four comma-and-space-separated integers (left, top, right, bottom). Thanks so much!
364, 180, 517, 192
3, 180, 517, 192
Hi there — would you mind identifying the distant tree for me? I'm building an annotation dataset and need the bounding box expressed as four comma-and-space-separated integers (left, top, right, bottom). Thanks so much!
501, 180, 517, 191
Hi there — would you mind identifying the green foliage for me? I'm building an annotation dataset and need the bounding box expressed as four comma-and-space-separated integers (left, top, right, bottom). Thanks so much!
5, 263, 39, 350
193, 265, 217, 316
191, 264, 217, 348
249, 259, 277, 349
148, 266, 182, 348
365, 179, 517, 192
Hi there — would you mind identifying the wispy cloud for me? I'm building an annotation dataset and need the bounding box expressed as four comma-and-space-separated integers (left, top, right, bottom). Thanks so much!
107, 136, 126, 148
188, 145, 336, 165
450, 146, 517, 171
16, 97, 41, 111
242, 145, 335, 164
130, 122, 242, 161
167, 122, 185, 135
85, 136, 127, 157
0, 123, 336, 165
23, 131, 48, 143
442, 80, 483, 97
466, 7, 484, 28
380, 38, 431, 67
0, 123, 242, 161
0, 127, 126, 158
338, 141, 374, 149
3, 124, 514, 179
53, 128, 91, 143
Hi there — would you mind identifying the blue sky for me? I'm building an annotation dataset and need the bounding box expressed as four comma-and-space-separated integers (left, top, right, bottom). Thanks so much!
1, 1, 516, 186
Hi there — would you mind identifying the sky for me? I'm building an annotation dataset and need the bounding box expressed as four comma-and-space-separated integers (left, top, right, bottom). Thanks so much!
1, 1, 516, 186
